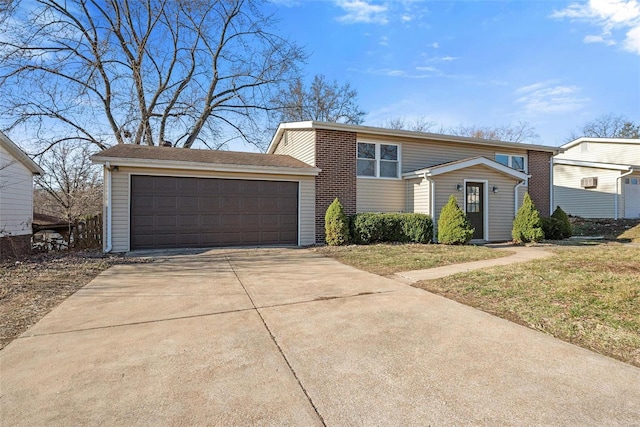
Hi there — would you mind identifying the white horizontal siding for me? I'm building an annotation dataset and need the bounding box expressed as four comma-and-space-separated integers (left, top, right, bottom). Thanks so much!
356, 178, 405, 213
553, 164, 619, 218
109, 166, 316, 252
557, 141, 640, 166
0, 145, 34, 236
273, 130, 316, 166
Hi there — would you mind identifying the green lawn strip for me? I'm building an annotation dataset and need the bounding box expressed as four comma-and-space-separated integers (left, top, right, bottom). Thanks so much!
315, 244, 511, 276
413, 245, 640, 367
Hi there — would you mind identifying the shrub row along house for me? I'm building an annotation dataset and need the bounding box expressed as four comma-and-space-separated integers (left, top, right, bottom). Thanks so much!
91, 121, 560, 251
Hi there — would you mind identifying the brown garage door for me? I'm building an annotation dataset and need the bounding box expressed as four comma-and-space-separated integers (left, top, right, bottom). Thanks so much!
130, 175, 298, 249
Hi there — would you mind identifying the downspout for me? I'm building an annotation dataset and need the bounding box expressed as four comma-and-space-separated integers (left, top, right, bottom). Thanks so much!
615, 168, 634, 220
549, 156, 554, 215
104, 162, 113, 253
514, 179, 527, 216
424, 172, 436, 242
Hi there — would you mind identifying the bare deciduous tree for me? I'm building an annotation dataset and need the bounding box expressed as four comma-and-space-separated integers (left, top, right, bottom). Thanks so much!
382, 116, 439, 133
34, 142, 102, 222
0, 0, 305, 152
568, 114, 640, 140
271, 74, 366, 125
448, 121, 539, 143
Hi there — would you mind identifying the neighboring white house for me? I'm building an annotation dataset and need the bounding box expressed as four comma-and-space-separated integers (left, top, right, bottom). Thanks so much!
0, 131, 44, 258
553, 137, 640, 219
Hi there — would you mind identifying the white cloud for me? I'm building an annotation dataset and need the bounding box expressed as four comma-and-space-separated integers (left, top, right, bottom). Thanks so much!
431, 42, 439, 48
515, 81, 589, 114
415, 66, 438, 72
401, 15, 412, 22
551, 0, 640, 54
334, 0, 389, 24
379, 36, 389, 46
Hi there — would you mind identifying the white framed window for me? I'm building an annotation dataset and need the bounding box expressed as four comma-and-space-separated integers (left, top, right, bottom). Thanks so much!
357, 142, 400, 178
495, 154, 527, 172
625, 178, 639, 185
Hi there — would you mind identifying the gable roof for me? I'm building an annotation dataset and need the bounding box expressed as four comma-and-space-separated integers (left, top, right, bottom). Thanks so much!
402, 156, 530, 180
0, 131, 44, 175
561, 137, 640, 150
268, 121, 562, 154
91, 144, 320, 176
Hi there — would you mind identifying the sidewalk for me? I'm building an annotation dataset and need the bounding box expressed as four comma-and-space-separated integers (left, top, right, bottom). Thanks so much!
394, 245, 553, 283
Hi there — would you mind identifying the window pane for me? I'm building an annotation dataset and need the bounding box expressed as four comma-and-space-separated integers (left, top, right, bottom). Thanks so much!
380, 160, 398, 178
358, 143, 375, 159
380, 144, 398, 161
357, 159, 376, 176
496, 154, 509, 166
632, 178, 639, 185
512, 156, 525, 171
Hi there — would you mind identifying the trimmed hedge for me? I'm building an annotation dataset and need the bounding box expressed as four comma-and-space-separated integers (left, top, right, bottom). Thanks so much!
325, 198, 350, 246
551, 206, 572, 238
350, 213, 433, 244
541, 217, 563, 240
512, 192, 544, 243
437, 194, 474, 245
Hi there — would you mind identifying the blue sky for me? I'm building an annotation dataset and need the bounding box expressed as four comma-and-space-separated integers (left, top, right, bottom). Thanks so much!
262, 0, 640, 147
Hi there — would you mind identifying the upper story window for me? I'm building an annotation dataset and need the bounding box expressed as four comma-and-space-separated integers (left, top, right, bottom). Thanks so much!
496, 154, 526, 172
357, 142, 400, 178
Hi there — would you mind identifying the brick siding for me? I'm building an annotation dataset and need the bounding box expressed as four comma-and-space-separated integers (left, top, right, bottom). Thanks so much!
527, 150, 552, 217
315, 129, 357, 242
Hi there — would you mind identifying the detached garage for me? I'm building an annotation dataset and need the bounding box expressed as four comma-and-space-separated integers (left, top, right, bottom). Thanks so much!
91, 145, 319, 252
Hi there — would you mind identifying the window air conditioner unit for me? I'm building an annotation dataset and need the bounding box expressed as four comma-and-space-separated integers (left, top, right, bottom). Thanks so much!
581, 177, 598, 188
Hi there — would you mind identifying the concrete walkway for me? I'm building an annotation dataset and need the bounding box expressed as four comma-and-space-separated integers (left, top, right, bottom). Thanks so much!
1, 248, 639, 426
395, 245, 553, 283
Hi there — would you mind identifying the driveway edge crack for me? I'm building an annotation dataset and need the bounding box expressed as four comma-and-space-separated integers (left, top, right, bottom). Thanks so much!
225, 256, 327, 427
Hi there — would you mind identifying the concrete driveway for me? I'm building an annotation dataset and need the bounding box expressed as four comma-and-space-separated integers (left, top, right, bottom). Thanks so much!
2, 248, 639, 426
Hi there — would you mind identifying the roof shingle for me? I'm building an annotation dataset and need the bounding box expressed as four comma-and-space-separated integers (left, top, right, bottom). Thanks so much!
91, 144, 315, 169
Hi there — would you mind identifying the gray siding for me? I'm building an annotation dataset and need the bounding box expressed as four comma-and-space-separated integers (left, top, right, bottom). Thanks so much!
356, 178, 405, 213
108, 167, 316, 252
0, 145, 34, 237
273, 129, 316, 166
553, 164, 619, 218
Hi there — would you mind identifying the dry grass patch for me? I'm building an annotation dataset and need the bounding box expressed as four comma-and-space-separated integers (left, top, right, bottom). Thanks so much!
619, 223, 640, 243
0, 252, 149, 349
314, 244, 510, 276
414, 244, 640, 367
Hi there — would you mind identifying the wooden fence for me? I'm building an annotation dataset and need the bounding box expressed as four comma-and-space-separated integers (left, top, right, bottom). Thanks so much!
70, 214, 102, 249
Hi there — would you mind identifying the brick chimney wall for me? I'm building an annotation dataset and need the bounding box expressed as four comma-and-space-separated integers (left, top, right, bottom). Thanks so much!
527, 150, 552, 217
314, 129, 357, 242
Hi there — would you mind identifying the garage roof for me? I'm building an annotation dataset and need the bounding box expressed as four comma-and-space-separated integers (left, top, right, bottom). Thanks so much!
91, 144, 320, 175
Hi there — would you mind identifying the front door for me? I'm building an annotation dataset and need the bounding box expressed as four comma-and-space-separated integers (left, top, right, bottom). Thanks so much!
466, 182, 484, 240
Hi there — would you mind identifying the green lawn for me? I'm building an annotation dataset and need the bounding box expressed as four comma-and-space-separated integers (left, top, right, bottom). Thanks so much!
413, 244, 640, 367
314, 243, 510, 276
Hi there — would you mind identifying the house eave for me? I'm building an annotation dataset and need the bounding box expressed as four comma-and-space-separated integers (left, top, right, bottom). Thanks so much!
561, 137, 640, 150
402, 157, 530, 181
90, 156, 321, 176
0, 131, 44, 175
553, 158, 633, 171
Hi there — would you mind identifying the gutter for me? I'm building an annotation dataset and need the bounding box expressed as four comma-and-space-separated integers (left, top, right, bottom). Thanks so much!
514, 180, 527, 216
104, 162, 113, 253
615, 168, 634, 220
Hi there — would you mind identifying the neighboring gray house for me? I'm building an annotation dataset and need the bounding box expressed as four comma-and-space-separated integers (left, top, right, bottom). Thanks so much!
0, 131, 44, 258
93, 121, 559, 252
553, 138, 640, 219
